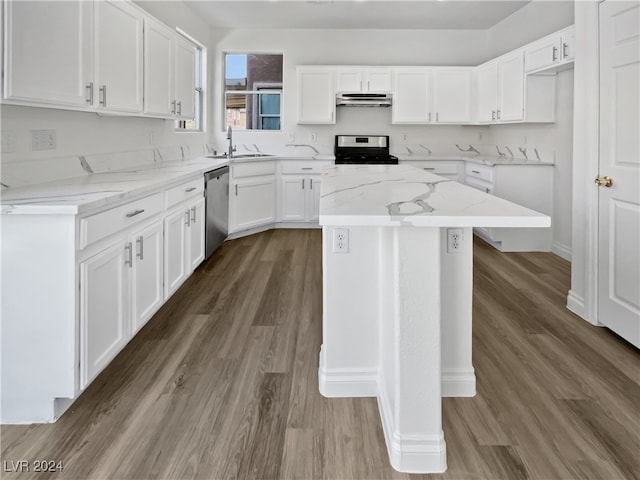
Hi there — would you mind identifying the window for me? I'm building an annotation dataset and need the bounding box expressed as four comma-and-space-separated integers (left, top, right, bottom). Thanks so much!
176, 29, 206, 132
224, 53, 283, 131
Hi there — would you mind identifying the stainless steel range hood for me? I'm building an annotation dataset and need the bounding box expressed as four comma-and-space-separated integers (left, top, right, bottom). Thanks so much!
336, 93, 392, 107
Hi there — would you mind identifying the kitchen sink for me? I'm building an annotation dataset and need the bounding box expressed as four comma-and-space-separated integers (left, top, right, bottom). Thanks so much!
205, 153, 275, 159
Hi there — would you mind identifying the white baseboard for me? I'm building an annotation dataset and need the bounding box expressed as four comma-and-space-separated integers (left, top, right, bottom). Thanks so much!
567, 290, 586, 318
318, 347, 377, 397
227, 222, 320, 240
377, 381, 447, 473
441, 368, 476, 397
552, 241, 572, 261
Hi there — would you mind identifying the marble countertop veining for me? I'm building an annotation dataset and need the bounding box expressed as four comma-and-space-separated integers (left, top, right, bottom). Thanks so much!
1, 156, 230, 215
395, 154, 554, 166
319, 165, 550, 228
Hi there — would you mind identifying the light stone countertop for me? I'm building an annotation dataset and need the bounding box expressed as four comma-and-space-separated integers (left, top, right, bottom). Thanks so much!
395, 154, 554, 166
319, 164, 551, 228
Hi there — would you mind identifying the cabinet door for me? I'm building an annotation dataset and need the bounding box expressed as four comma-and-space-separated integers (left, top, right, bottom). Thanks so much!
143, 17, 173, 116
164, 208, 188, 298
174, 36, 196, 120
131, 221, 164, 333
297, 69, 335, 124
392, 69, 431, 124
188, 197, 205, 270
433, 69, 472, 123
336, 69, 363, 93
309, 176, 322, 222
231, 177, 276, 232
94, 0, 143, 112
524, 35, 561, 73
3, 0, 93, 106
366, 69, 393, 93
281, 176, 306, 222
80, 242, 128, 389
497, 52, 524, 122
475, 62, 498, 123
560, 29, 575, 62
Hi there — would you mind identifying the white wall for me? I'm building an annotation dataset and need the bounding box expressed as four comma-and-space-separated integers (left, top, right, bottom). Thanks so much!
0, 1, 211, 167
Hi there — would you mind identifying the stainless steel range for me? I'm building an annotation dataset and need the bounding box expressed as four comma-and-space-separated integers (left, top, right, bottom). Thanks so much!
334, 135, 399, 165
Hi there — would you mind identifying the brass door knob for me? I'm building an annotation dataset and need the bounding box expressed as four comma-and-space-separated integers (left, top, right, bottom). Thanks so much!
594, 176, 614, 187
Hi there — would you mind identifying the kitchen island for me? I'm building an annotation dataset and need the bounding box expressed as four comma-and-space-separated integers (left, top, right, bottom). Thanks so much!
318, 164, 550, 473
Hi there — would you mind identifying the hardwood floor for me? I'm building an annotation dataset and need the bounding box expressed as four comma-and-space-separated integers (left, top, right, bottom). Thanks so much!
2, 230, 639, 480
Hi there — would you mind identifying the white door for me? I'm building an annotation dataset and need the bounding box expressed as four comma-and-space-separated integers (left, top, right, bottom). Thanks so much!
497, 52, 524, 122
281, 176, 306, 222
131, 221, 164, 333
164, 208, 188, 298
309, 176, 322, 222
297, 69, 335, 124
3, 0, 93, 107
94, 0, 143, 112
231, 177, 276, 232
597, 0, 640, 348
174, 36, 196, 120
475, 62, 498, 123
392, 69, 431, 124
143, 17, 174, 116
80, 242, 128, 389
188, 197, 206, 270
433, 69, 472, 123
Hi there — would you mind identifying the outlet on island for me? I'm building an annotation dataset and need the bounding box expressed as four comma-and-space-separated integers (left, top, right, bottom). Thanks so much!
332, 228, 349, 254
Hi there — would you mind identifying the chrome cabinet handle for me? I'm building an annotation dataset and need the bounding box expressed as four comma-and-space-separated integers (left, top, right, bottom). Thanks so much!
552, 46, 558, 61
485, 187, 491, 194
302, 167, 313, 170
428, 112, 432, 123
436, 112, 439, 122
302, 178, 305, 190
471, 170, 480, 174
125, 242, 133, 267
171, 100, 177, 114
185, 210, 191, 226
367, 80, 370, 91
191, 206, 196, 223
99, 85, 107, 106
126, 209, 145, 218
491, 110, 496, 121
235, 184, 238, 196
85, 82, 94, 104
136, 236, 144, 260
185, 187, 197, 193
310, 178, 313, 189
562, 42, 568, 58
177, 101, 182, 116
423, 167, 435, 170
496, 109, 501, 119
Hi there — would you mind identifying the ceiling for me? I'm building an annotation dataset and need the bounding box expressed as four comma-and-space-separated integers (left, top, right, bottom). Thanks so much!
184, 1, 531, 30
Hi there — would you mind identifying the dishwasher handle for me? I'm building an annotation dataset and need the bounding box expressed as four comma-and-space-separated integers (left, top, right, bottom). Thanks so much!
204, 166, 229, 182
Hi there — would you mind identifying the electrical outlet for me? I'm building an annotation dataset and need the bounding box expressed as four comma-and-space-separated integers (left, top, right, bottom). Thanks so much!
332, 228, 349, 254
31, 130, 56, 151
311, 132, 317, 142
402, 133, 407, 141
447, 228, 463, 254
288, 131, 295, 142
1, 131, 16, 153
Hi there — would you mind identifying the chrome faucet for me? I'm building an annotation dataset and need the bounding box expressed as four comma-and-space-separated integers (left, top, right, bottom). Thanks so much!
285, 144, 320, 156
227, 125, 236, 158
456, 144, 480, 155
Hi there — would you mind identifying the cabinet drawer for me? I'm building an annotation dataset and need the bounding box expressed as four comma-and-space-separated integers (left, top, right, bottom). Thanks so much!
80, 193, 163, 249
233, 161, 276, 178
417, 162, 459, 175
281, 162, 328, 175
465, 163, 494, 183
165, 177, 203, 210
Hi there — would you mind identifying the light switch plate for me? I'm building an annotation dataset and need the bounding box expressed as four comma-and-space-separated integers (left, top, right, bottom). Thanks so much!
32, 130, 57, 151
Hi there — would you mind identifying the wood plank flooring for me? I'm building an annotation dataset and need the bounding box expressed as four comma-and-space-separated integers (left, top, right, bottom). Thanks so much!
2, 230, 639, 480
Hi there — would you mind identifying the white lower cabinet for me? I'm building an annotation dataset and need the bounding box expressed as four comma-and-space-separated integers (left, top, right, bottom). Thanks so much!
280, 175, 322, 222
164, 196, 205, 299
402, 161, 462, 182
131, 220, 164, 333
229, 162, 277, 233
80, 241, 128, 389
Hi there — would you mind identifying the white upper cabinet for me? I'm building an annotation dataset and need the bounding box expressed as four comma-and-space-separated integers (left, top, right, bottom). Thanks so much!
525, 26, 575, 74
432, 69, 473, 123
297, 67, 336, 124
475, 61, 498, 123
174, 37, 196, 120
2, 0, 94, 107
94, 0, 144, 113
143, 17, 174, 116
392, 68, 432, 124
497, 51, 525, 122
336, 68, 393, 93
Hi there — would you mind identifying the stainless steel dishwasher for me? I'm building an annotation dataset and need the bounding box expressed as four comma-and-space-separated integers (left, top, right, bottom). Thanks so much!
204, 166, 229, 259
